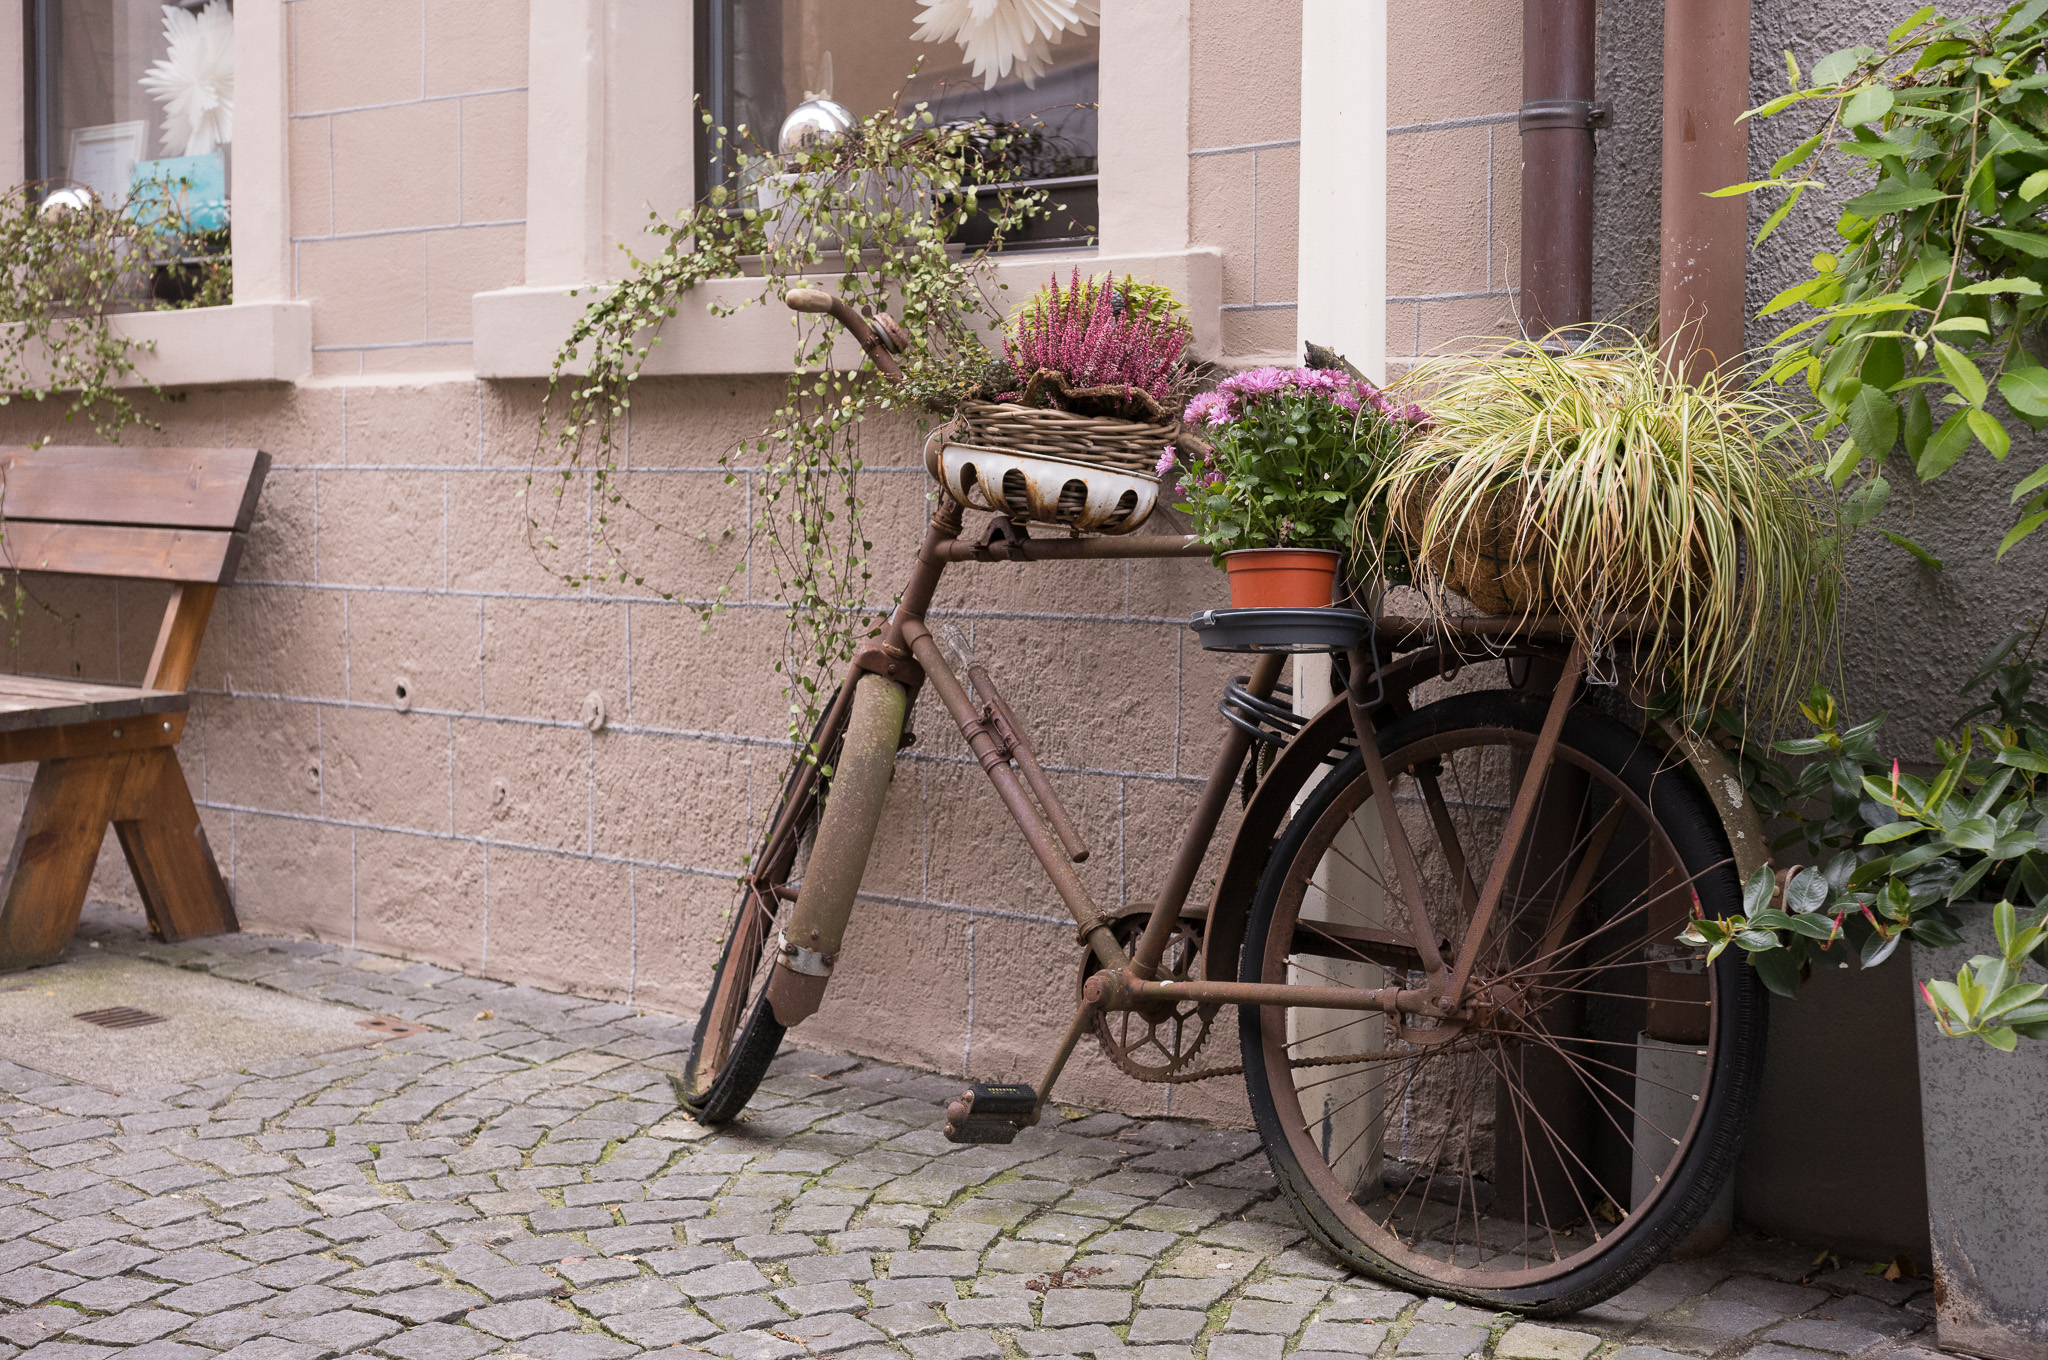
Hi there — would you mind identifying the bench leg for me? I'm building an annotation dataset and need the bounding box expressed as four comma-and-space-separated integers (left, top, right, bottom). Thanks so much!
0, 755, 127, 971
113, 748, 237, 944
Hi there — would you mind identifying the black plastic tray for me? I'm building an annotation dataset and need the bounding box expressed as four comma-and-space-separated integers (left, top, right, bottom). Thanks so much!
1188, 607, 1375, 654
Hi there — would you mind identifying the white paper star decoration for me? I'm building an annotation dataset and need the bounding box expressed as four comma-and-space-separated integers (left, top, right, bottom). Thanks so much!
140, 1, 235, 157
913, 0, 1100, 89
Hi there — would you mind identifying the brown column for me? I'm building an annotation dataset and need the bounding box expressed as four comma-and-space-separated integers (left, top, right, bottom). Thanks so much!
1660, 0, 1753, 379
1519, 0, 1600, 336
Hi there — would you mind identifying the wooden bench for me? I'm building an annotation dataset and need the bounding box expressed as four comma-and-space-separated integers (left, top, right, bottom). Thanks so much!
0, 445, 270, 970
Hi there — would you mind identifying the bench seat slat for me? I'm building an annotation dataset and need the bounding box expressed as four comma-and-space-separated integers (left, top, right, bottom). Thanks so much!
0, 675, 182, 704
0, 448, 270, 532
0, 677, 187, 736
0, 522, 242, 583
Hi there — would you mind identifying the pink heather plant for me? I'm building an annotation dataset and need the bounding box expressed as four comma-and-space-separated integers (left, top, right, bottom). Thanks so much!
1004, 270, 1190, 404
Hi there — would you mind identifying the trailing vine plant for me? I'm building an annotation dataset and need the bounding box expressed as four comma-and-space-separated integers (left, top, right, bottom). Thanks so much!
0, 185, 182, 443
532, 100, 1042, 743
1735, 1, 2048, 564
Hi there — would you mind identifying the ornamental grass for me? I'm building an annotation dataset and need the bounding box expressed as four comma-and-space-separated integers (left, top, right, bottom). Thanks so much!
1379, 331, 1842, 714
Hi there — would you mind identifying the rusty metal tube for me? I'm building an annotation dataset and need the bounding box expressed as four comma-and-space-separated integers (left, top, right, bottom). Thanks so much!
1660, 0, 1752, 379
1130, 651, 1286, 981
1107, 971, 1445, 1017
1520, 0, 1599, 334
934, 534, 1209, 563
763, 672, 908, 1027
968, 662, 1089, 863
901, 620, 1128, 972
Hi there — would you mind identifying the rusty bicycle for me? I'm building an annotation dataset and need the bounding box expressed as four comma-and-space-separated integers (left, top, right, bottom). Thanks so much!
680, 291, 1771, 1315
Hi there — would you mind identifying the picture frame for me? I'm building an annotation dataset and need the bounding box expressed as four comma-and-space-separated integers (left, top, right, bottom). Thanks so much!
66, 121, 151, 208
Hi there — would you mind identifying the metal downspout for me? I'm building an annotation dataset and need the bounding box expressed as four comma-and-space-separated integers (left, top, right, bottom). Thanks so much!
1660, 0, 1752, 378
1519, 0, 1601, 335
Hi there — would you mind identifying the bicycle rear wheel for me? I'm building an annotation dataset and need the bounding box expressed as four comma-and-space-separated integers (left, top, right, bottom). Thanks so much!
1238, 689, 1765, 1315
681, 686, 848, 1123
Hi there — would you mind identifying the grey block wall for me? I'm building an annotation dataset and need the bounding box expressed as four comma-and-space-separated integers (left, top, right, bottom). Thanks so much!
1582, 0, 2048, 1259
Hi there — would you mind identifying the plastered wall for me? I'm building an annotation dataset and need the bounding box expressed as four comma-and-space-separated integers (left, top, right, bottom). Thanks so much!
0, 1, 1519, 1127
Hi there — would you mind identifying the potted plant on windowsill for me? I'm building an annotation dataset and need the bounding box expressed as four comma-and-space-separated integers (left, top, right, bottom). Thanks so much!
1380, 331, 1841, 711
1169, 363, 1425, 609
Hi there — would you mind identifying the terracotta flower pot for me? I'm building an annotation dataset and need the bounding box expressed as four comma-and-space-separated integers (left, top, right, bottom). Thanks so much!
1223, 548, 1340, 608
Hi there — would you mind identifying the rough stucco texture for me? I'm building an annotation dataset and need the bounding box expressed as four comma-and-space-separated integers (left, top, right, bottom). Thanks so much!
0, 375, 1254, 1129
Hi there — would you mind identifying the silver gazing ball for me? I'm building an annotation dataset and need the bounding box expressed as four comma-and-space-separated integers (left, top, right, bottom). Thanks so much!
778, 97, 856, 157
37, 185, 97, 217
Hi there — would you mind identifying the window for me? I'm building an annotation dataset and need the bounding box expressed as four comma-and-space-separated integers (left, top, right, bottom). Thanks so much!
24, 0, 233, 304
695, 0, 1097, 249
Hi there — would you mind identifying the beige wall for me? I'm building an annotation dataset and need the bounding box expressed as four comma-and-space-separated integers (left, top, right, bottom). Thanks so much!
0, 2, 1523, 1122
1189, 0, 1302, 366
288, 0, 529, 376
1386, 0, 1523, 369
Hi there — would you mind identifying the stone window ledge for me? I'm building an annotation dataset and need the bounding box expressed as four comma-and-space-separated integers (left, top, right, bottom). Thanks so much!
471, 249, 1224, 380
82, 302, 313, 388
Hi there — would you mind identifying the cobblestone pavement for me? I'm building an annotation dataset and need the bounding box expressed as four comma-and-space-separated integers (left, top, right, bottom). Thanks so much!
0, 920, 1945, 1360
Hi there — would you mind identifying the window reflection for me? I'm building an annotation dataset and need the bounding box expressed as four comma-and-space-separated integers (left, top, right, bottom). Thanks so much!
696, 0, 1098, 249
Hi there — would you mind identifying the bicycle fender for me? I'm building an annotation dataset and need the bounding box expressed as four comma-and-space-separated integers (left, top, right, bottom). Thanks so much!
1656, 719, 1771, 886
766, 673, 908, 1027
1198, 695, 1359, 984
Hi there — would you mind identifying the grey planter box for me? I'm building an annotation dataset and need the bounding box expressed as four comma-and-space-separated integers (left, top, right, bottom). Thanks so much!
1916, 907, 2048, 1360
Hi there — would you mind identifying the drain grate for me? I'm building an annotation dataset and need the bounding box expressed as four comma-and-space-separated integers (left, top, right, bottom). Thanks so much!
357, 1015, 428, 1040
75, 1006, 169, 1029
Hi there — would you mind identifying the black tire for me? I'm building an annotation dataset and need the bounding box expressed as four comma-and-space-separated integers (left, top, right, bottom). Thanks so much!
1238, 689, 1767, 1315
681, 690, 845, 1123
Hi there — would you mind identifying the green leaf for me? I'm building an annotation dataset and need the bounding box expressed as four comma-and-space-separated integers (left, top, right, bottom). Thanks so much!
1903, 386, 1933, 460
2011, 462, 2048, 503
2023, 169, 2048, 201
1842, 474, 1892, 526
1772, 132, 1826, 177
1889, 6, 1935, 43
1998, 508, 2048, 556
1972, 224, 2048, 256
1956, 277, 2044, 296
1785, 867, 1831, 914
1751, 948, 1805, 997
1812, 47, 1864, 85
1827, 436, 1864, 487
1933, 339, 1990, 407
1969, 409, 2013, 459
1844, 385, 1898, 461
1880, 527, 1945, 568
1842, 85, 1895, 126
1844, 182, 1949, 215
1918, 411, 1974, 480
1951, 816, 1999, 851
1743, 863, 1776, 917
1865, 820, 1928, 843
1861, 336, 1905, 390
1999, 367, 2048, 418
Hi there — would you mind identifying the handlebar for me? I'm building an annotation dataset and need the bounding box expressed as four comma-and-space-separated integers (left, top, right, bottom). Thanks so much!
784, 288, 906, 380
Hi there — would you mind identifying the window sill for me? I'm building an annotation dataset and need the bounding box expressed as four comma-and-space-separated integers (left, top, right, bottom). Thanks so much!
102, 301, 313, 388
471, 248, 1222, 380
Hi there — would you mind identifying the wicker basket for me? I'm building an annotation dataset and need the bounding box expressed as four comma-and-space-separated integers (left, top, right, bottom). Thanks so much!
954, 400, 1178, 475
1403, 478, 1555, 616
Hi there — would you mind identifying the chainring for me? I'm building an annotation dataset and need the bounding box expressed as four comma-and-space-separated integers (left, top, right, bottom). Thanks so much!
1080, 912, 1219, 1082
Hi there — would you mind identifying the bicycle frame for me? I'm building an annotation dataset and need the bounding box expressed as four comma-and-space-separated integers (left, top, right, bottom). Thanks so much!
752, 289, 1770, 1118
756, 492, 1614, 1108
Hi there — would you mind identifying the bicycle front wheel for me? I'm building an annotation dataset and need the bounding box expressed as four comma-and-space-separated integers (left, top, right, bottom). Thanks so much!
1239, 689, 1765, 1315
680, 684, 848, 1123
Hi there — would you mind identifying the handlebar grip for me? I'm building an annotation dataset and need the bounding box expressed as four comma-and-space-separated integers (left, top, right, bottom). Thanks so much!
785, 288, 836, 314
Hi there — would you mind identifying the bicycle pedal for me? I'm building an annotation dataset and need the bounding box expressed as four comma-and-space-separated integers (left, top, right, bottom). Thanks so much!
942, 1082, 1037, 1144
